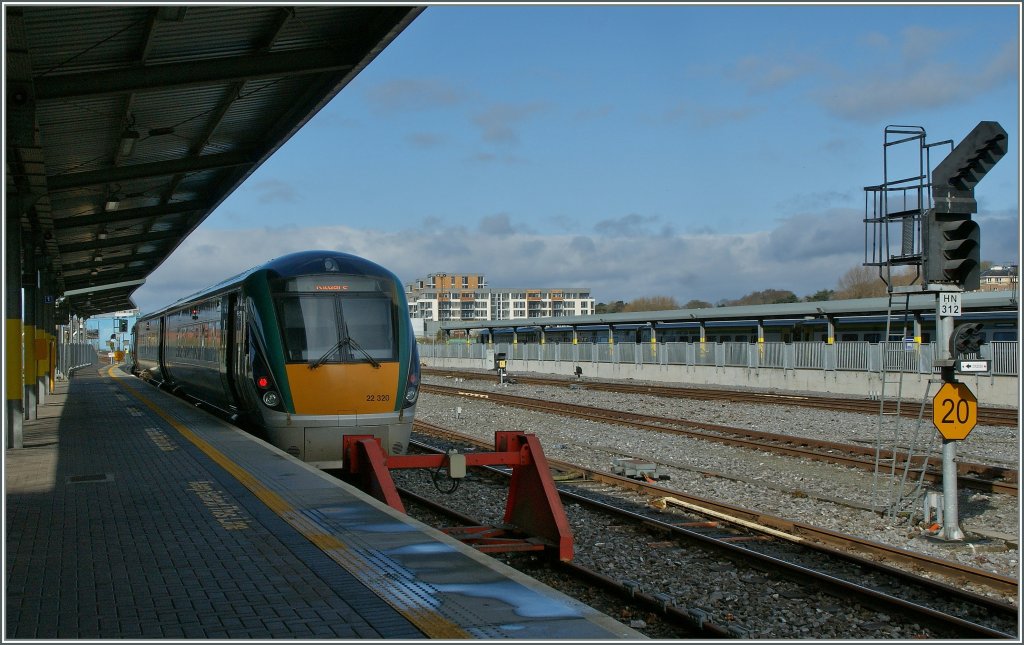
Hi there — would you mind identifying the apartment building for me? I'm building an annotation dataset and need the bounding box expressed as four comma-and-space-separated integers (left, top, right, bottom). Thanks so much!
406, 273, 594, 322
979, 264, 1019, 292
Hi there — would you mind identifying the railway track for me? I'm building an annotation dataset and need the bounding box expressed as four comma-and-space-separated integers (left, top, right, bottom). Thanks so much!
404, 424, 1018, 639
421, 382, 1018, 496
423, 368, 1020, 427
397, 486, 726, 639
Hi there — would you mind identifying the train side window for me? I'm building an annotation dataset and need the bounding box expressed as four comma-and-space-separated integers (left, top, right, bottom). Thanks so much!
840, 333, 858, 341
864, 333, 881, 343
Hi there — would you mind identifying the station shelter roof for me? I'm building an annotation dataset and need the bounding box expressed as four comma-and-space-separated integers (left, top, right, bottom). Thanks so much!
6, 5, 422, 318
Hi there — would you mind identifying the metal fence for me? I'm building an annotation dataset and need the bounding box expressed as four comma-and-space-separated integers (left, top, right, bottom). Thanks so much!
419, 340, 1019, 376
56, 343, 98, 379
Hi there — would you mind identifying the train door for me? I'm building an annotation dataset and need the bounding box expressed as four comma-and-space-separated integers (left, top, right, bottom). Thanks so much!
225, 292, 246, 405
158, 316, 170, 382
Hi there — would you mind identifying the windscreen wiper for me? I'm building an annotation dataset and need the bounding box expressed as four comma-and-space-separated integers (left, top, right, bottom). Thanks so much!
308, 336, 380, 369
344, 336, 381, 369
309, 337, 347, 370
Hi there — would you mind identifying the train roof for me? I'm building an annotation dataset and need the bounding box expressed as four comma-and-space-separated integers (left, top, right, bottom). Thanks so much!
444, 290, 1018, 333
140, 250, 398, 318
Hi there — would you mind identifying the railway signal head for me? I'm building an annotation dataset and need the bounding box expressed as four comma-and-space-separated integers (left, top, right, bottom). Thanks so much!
924, 121, 1006, 290
922, 211, 981, 289
950, 322, 985, 359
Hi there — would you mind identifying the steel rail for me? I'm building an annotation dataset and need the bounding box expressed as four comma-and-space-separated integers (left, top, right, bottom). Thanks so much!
423, 368, 1019, 427
407, 430, 1018, 639
396, 486, 731, 639
412, 421, 1018, 596
421, 383, 1018, 496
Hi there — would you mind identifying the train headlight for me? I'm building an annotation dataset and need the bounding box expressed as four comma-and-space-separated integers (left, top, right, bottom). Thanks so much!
405, 381, 419, 405
404, 371, 419, 406
262, 391, 280, 407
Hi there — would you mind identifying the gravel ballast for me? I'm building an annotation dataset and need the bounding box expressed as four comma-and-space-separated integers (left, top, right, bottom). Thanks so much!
417, 371, 1020, 584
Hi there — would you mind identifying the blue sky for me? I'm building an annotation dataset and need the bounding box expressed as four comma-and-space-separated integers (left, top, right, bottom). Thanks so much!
132, 3, 1020, 314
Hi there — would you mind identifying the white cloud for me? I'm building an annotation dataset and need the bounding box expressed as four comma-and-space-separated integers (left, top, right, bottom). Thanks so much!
815, 37, 1017, 122
132, 211, 877, 314
471, 102, 549, 144
363, 78, 465, 114
252, 179, 299, 204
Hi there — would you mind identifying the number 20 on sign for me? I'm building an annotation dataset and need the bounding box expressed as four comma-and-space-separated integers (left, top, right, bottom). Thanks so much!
932, 382, 978, 440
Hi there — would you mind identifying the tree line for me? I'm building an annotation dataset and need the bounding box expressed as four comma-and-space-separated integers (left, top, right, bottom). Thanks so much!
594, 262, 1001, 314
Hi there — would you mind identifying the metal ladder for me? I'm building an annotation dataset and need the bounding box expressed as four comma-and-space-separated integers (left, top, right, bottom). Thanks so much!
871, 293, 938, 522
863, 125, 951, 522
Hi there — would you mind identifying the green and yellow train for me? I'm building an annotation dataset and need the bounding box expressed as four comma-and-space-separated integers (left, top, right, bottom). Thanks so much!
130, 250, 420, 468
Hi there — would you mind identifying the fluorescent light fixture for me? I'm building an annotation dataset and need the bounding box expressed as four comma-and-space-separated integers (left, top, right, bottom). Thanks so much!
119, 129, 140, 156
104, 199, 119, 211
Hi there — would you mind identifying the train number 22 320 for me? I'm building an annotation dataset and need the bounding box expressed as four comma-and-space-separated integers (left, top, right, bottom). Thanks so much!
367, 394, 391, 402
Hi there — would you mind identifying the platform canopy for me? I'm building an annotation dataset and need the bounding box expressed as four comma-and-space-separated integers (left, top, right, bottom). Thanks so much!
6, 5, 422, 318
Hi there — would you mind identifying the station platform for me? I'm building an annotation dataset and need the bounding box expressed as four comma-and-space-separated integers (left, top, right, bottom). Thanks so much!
4, 360, 642, 640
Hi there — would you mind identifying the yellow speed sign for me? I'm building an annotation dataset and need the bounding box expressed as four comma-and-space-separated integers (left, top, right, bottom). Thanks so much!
932, 382, 978, 440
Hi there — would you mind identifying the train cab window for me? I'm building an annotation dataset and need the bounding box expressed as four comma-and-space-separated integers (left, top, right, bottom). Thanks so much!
340, 297, 395, 361
276, 294, 396, 364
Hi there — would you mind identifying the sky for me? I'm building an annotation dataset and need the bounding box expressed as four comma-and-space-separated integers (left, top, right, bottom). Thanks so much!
131, 3, 1021, 314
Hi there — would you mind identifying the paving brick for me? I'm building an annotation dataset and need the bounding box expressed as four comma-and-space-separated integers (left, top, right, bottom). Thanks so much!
4, 365, 416, 639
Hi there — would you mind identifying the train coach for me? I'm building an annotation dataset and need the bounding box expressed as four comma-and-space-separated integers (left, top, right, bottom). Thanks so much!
130, 250, 420, 468
478, 309, 1017, 345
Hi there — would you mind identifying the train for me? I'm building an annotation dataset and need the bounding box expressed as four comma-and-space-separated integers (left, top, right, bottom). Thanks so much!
476, 310, 1018, 345
130, 250, 420, 469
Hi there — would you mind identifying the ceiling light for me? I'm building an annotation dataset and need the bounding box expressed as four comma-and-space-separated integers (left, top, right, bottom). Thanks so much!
119, 129, 140, 156
93, 254, 104, 262
97, 231, 108, 240
104, 199, 119, 211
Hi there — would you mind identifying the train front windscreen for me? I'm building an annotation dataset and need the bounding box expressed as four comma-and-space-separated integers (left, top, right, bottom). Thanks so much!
273, 275, 397, 364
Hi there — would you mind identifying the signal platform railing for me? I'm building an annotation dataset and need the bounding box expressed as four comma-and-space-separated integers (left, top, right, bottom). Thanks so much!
420, 340, 1018, 377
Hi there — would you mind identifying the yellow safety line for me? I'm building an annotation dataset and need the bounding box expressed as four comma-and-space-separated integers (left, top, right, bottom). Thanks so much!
102, 365, 471, 639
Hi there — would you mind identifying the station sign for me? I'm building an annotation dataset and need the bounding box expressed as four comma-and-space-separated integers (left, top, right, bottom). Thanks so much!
932, 382, 978, 440
955, 360, 990, 373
